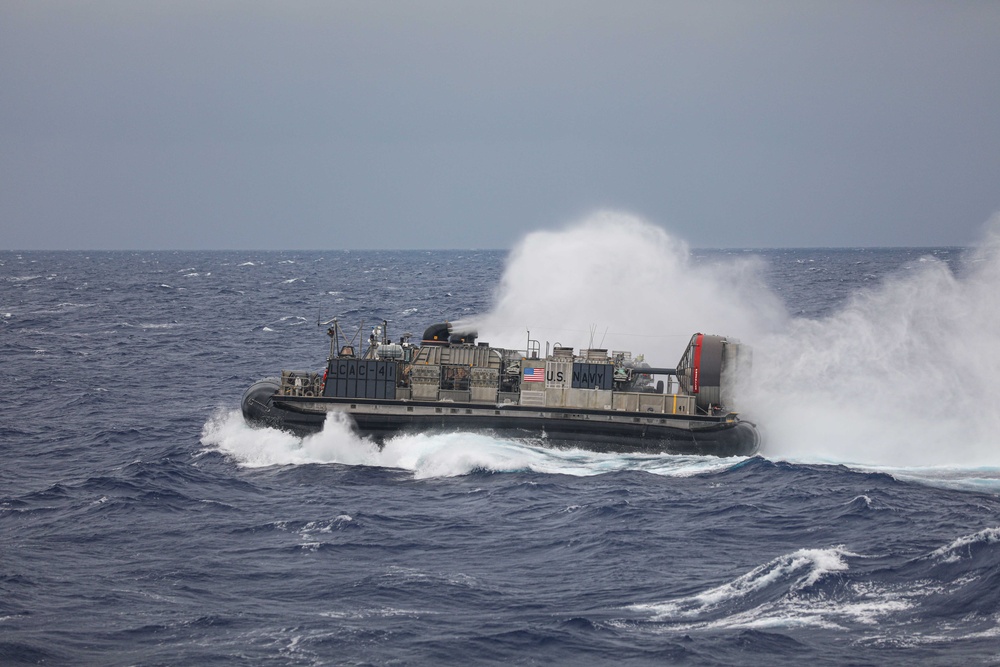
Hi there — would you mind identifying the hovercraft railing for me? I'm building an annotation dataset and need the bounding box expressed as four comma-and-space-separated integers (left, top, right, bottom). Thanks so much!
280, 371, 323, 397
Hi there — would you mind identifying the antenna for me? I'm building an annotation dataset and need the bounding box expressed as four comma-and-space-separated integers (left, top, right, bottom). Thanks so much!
349, 320, 364, 347
324, 317, 340, 361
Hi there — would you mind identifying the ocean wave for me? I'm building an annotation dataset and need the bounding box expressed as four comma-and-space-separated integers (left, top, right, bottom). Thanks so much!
9, 247, 1000, 666
626, 526, 1000, 638
849, 464, 1000, 494
630, 547, 859, 625
930, 526, 1000, 564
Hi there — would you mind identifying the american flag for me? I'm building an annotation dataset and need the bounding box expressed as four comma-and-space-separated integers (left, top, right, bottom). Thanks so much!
523, 367, 544, 382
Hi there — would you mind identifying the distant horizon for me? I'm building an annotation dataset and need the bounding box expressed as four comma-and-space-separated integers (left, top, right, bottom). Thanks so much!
1, 244, 971, 254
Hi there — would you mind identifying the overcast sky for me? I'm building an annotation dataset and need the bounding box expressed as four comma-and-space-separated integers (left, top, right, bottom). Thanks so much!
2, 1, 998, 250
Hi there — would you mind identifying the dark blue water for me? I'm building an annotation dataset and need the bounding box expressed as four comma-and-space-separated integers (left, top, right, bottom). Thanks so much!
3, 239, 999, 666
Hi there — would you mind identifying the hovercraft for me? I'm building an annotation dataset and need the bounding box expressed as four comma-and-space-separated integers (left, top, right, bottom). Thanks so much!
241, 320, 760, 457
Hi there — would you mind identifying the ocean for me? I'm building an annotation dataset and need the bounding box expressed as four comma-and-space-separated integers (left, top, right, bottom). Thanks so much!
3, 218, 1000, 665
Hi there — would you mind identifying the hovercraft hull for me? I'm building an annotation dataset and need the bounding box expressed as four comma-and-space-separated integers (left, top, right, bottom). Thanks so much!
240, 322, 762, 458
242, 380, 760, 457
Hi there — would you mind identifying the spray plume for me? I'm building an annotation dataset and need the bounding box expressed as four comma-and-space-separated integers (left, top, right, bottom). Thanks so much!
749, 215, 1000, 466
466, 211, 787, 366
472, 211, 1000, 467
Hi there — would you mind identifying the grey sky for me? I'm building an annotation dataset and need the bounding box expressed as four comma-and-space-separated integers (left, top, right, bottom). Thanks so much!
2, 1, 998, 250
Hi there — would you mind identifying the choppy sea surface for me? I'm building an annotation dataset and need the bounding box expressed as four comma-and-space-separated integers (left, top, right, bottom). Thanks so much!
3, 235, 1000, 665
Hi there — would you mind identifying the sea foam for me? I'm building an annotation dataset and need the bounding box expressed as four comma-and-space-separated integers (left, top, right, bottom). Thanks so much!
201, 410, 744, 479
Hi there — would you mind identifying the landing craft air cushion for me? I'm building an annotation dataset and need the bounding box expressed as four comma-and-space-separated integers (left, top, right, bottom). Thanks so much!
241, 320, 760, 457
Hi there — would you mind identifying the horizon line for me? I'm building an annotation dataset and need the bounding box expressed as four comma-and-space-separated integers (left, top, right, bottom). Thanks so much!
0, 245, 970, 253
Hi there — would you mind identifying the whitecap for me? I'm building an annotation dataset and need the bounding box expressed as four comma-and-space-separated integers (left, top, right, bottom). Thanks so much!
930, 526, 1000, 564
625, 546, 927, 633
630, 546, 856, 622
